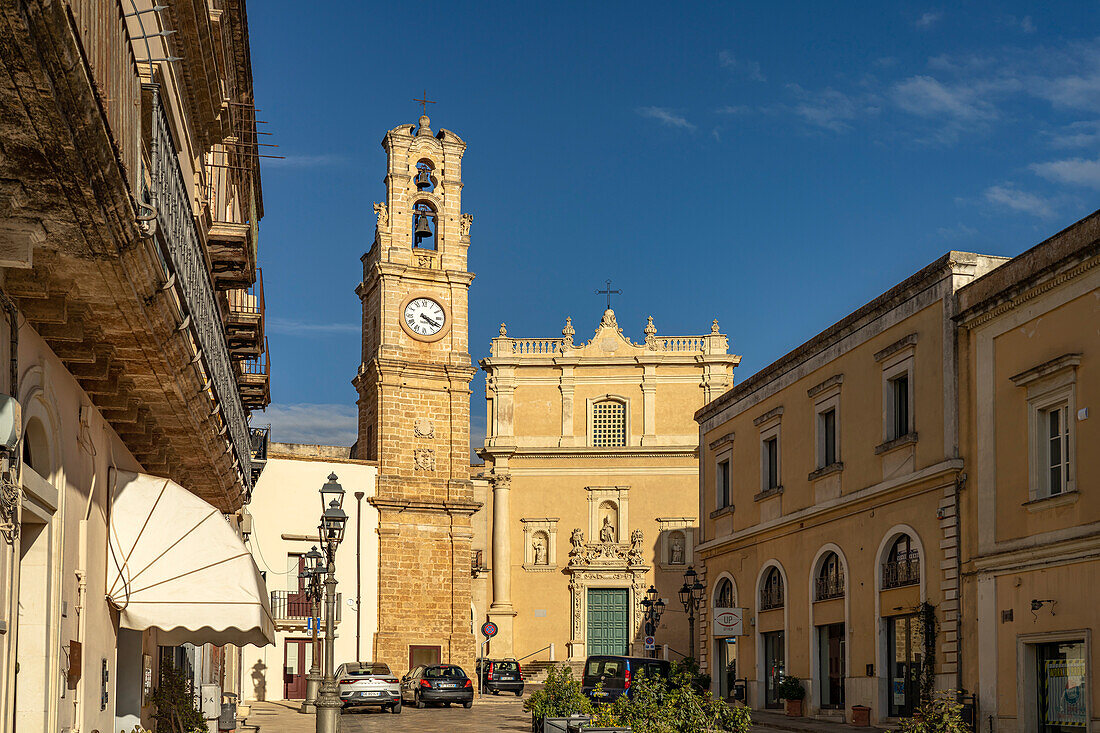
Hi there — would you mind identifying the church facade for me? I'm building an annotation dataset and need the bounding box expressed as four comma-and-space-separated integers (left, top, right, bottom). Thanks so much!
353, 114, 479, 674
478, 309, 739, 661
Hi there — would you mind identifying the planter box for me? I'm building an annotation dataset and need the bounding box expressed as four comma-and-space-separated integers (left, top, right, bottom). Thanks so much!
544, 715, 591, 733
785, 699, 803, 717
850, 705, 871, 727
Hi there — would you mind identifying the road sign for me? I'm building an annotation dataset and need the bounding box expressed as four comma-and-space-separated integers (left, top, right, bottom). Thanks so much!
644, 636, 655, 651
481, 621, 498, 639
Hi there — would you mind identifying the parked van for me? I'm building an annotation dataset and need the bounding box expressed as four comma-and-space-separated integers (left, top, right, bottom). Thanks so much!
581, 656, 671, 702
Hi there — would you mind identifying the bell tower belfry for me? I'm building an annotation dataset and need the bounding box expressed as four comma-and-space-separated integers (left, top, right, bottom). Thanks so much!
354, 113, 478, 674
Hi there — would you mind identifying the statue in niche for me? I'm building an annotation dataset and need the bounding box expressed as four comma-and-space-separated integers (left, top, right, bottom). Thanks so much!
670, 533, 685, 565
599, 516, 617, 543
533, 535, 547, 565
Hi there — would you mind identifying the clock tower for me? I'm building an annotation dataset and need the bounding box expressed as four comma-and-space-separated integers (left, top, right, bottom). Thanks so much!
354, 113, 478, 674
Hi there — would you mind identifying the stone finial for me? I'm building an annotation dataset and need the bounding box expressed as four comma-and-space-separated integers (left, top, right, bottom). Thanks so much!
562, 316, 575, 345
644, 316, 657, 345
711, 319, 721, 334
600, 309, 618, 329
499, 323, 508, 337
460, 213, 473, 237
417, 115, 432, 136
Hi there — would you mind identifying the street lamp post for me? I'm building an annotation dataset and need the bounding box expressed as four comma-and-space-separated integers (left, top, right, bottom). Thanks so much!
314, 474, 348, 733
639, 585, 666, 658
678, 566, 706, 661
300, 545, 324, 713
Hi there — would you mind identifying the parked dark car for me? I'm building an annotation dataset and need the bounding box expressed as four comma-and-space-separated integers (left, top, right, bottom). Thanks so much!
400, 664, 474, 708
581, 656, 671, 702
475, 658, 524, 696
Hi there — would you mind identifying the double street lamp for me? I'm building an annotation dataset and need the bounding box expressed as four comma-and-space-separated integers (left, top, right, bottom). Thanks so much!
639, 585, 666, 658
313, 474, 348, 733
299, 545, 324, 714
678, 566, 705, 661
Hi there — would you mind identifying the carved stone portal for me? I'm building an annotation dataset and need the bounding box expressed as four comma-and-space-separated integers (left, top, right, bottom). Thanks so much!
566, 528, 649, 660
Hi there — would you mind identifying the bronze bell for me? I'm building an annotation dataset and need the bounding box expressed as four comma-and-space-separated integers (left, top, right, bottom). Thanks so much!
415, 168, 432, 189
414, 214, 433, 241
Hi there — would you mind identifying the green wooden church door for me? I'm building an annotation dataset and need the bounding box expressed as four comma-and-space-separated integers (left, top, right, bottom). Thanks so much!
587, 588, 629, 656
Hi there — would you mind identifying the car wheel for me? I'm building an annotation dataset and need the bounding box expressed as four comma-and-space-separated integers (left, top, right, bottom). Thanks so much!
491, 689, 499, 696
391, 701, 402, 714
463, 701, 473, 709
515, 690, 523, 697
444, 702, 451, 707
414, 692, 425, 709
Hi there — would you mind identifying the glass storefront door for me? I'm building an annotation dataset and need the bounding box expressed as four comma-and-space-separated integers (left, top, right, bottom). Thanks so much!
763, 631, 785, 709
818, 623, 845, 709
1037, 641, 1087, 732
888, 615, 922, 718
716, 638, 737, 699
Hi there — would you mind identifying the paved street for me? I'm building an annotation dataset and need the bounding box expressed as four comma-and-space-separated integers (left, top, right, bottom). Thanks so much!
338, 694, 530, 732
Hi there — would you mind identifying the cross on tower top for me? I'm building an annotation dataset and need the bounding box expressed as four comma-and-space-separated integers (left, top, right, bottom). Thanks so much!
414, 90, 436, 116
595, 279, 623, 310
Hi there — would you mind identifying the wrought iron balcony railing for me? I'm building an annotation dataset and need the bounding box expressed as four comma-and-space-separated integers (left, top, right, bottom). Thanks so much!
882, 559, 920, 589
759, 585, 784, 611
147, 84, 252, 487
815, 573, 846, 601
270, 590, 341, 623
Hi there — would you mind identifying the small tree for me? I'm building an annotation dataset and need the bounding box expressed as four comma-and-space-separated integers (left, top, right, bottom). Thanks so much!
590, 664, 751, 733
523, 664, 593, 729
898, 690, 972, 733
776, 675, 805, 701
149, 666, 206, 733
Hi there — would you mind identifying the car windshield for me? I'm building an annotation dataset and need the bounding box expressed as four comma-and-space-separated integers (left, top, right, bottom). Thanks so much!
345, 663, 390, 676
425, 666, 466, 679
585, 659, 626, 679
495, 661, 519, 672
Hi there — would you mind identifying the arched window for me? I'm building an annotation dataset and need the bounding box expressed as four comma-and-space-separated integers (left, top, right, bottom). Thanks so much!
414, 160, 435, 193
412, 201, 437, 251
882, 534, 920, 589
760, 567, 784, 611
591, 400, 626, 447
715, 578, 734, 608
815, 551, 844, 600
22, 418, 50, 476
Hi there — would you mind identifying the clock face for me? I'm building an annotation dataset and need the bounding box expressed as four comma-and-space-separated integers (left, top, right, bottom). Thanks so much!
403, 298, 446, 337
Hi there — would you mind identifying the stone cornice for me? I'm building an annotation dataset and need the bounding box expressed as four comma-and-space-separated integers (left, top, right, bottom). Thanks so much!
479, 445, 697, 460
369, 497, 482, 515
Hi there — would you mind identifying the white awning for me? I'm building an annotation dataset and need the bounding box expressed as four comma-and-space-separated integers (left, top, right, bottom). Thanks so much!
107, 470, 274, 647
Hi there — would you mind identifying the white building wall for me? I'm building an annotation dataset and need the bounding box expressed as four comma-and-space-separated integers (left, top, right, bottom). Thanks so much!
241, 456, 379, 701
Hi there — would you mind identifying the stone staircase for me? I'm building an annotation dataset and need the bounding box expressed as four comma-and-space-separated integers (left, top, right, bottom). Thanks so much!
522, 659, 584, 683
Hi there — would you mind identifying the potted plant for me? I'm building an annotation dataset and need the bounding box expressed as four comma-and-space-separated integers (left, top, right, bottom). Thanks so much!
777, 675, 805, 717
522, 664, 593, 731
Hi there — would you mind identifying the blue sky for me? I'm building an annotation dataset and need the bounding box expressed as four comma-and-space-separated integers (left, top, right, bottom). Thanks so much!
250, 2, 1100, 450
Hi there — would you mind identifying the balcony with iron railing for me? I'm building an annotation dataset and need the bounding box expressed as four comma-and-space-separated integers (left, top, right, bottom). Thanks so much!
238, 339, 270, 411
759, 585, 784, 612
814, 573, 846, 601
882, 559, 920, 590
225, 268, 265, 360
270, 590, 341, 627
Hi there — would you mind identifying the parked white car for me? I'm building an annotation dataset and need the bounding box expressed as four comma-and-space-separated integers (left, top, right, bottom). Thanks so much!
336, 662, 401, 713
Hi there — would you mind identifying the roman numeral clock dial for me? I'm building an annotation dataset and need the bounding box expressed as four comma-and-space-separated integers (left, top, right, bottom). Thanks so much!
402, 297, 447, 339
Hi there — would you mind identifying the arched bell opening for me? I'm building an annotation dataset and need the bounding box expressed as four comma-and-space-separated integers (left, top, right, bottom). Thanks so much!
414, 159, 436, 193
412, 201, 437, 251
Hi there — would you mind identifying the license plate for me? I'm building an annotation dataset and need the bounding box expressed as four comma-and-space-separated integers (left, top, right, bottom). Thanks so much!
439, 683, 457, 688
359, 691, 381, 697
500, 676, 516, 680
594, 691, 608, 697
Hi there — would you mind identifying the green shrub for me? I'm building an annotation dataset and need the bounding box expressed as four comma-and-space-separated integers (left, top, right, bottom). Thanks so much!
776, 675, 805, 701
898, 690, 972, 733
523, 664, 593, 728
149, 666, 207, 732
589, 664, 751, 733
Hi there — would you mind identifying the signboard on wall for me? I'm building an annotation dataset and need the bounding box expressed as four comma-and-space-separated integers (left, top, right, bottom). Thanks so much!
712, 607, 746, 637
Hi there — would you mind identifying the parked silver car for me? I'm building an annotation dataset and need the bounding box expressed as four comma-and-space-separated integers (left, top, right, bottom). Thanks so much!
336, 661, 401, 713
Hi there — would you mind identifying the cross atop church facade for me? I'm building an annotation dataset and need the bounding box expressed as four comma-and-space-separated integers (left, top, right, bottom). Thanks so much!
595, 279, 623, 310
414, 90, 436, 115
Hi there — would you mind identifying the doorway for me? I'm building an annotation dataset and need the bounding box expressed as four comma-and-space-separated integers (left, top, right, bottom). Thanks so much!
762, 630, 785, 709
283, 638, 312, 700
1036, 640, 1087, 732
587, 588, 629, 656
887, 615, 922, 718
716, 637, 737, 699
408, 645, 441, 671
817, 623, 845, 709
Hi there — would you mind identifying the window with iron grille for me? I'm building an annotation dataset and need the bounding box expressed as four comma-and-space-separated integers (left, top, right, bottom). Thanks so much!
882, 534, 920, 589
815, 552, 845, 600
716, 459, 731, 508
592, 400, 626, 447
715, 578, 735, 607
760, 567, 784, 611
1043, 403, 1070, 497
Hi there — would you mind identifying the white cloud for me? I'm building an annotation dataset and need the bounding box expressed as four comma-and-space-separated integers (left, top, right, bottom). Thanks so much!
914, 11, 942, 29
262, 403, 358, 447
636, 106, 695, 130
891, 75, 993, 120
267, 317, 359, 336
718, 51, 766, 82
1045, 121, 1100, 149
786, 85, 874, 133
936, 222, 977, 240
261, 154, 345, 168
715, 104, 752, 115
983, 184, 1056, 218
1031, 156, 1100, 189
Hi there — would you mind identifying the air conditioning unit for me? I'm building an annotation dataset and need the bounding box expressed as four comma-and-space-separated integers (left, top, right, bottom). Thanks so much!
0, 395, 20, 452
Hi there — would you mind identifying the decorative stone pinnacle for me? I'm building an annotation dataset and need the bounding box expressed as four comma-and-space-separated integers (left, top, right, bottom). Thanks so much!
417, 115, 432, 136
562, 316, 575, 345
499, 323, 508, 337
711, 319, 720, 334
600, 309, 617, 328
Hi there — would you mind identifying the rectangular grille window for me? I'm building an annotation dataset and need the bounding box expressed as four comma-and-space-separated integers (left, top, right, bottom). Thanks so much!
592, 401, 626, 447
1045, 405, 1069, 497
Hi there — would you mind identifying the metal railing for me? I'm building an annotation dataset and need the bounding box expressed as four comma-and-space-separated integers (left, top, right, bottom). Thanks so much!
882, 559, 920, 589
270, 590, 341, 622
147, 84, 251, 487
815, 573, 845, 601
69, 0, 141, 193
241, 341, 270, 376
227, 268, 265, 316
759, 585, 784, 611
